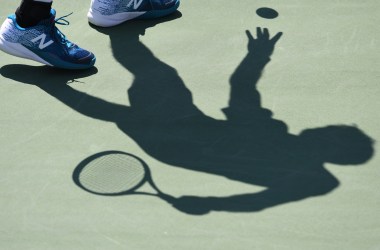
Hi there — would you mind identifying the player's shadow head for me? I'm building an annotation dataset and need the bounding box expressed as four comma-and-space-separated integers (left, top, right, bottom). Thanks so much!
0, 64, 98, 86
299, 125, 374, 165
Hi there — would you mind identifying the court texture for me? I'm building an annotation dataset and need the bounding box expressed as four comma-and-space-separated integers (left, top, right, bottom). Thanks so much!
0, 1, 379, 249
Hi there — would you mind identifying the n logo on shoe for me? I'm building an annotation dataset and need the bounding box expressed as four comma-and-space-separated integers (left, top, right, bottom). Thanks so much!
31, 34, 54, 49
127, 0, 144, 10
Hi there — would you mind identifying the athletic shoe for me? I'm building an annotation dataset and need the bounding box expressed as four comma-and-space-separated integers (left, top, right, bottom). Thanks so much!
88, 0, 180, 27
0, 9, 96, 70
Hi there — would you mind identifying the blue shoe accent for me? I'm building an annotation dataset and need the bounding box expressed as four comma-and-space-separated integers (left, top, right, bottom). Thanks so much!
88, 0, 180, 27
0, 9, 96, 70
138, 0, 180, 19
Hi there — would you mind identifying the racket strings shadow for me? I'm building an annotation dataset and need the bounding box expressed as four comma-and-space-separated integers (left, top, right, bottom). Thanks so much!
73, 151, 176, 206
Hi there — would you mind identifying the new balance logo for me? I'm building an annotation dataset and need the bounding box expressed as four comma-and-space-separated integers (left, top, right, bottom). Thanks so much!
127, 0, 143, 10
31, 34, 54, 49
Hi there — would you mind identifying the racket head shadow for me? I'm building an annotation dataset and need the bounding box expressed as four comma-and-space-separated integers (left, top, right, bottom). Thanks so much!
72, 150, 151, 196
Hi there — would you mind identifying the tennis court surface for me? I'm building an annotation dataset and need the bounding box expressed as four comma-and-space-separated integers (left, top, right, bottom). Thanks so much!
1, 1, 380, 249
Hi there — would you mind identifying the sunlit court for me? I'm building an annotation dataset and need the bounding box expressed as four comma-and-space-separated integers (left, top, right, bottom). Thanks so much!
0, 1, 379, 249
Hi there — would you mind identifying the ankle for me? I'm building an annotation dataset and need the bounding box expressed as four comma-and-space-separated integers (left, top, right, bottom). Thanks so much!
15, 0, 52, 28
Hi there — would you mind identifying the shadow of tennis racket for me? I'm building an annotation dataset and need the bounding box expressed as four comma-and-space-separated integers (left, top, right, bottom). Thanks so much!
72, 151, 175, 203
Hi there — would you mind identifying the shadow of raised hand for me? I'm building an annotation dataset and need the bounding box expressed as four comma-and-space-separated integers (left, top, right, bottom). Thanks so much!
246, 27, 282, 56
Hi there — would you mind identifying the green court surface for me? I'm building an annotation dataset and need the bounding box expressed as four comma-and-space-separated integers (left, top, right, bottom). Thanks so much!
1, 1, 380, 249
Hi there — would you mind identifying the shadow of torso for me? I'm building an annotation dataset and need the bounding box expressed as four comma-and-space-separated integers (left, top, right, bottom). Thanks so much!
106, 22, 329, 191
118, 73, 328, 195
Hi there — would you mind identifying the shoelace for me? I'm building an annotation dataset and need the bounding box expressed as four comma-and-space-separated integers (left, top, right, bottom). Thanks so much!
52, 12, 73, 46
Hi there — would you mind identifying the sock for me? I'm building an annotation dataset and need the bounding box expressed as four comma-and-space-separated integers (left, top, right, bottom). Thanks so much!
15, 0, 53, 28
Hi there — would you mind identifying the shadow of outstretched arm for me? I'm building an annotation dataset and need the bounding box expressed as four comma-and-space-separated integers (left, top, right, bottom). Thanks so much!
172, 170, 339, 215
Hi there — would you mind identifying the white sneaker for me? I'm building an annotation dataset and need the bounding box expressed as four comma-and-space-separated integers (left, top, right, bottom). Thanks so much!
88, 0, 180, 27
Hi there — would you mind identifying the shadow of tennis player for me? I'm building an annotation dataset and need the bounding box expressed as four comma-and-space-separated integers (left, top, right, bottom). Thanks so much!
1, 13, 374, 214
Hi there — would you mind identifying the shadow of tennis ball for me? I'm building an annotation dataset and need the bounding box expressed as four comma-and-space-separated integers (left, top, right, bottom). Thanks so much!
256, 7, 279, 19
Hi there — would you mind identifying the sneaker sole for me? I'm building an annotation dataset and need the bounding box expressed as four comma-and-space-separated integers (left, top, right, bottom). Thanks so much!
0, 34, 96, 70
88, 0, 180, 27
